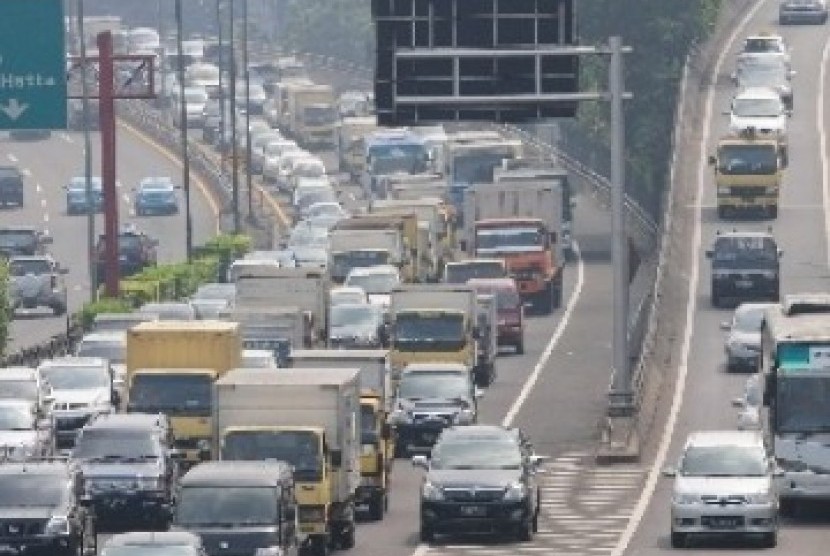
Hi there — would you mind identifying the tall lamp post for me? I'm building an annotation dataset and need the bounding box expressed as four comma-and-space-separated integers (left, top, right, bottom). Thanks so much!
243, 0, 253, 220
229, 0, 240, 232
175, 0, 194, 261
76, 0, 97, 301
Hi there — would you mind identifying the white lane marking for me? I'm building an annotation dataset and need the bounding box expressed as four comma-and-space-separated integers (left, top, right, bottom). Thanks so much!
502, 241, 585, 427
58, 132, 73, 144
43, 214, 49, 223
410, 244, 586, 556
40, 199, 46, 208
609, 2, 767, 556
821, 32, 830, 266
35, 183, 42, 194
122, 193, 130, 204
21, 168, 31, 177
7, 153, 17, 163
116, 180, 122, 189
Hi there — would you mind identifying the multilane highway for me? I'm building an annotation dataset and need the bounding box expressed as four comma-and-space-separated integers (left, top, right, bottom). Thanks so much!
616, 0, 830, 554
2, 122, 219, 351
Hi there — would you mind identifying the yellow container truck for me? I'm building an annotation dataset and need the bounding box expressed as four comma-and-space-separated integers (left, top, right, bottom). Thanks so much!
126, 320, 242, 464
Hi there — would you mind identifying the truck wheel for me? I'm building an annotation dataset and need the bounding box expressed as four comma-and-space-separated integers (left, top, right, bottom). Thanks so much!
52, 302, 67, 316
552, 276, 563, 310
338, 526, 355, 550
670, 531, 686, 548
368, 492, 384, 521
768, 205, 778, 219
763, 531, 777, 548
516, 517, 534, 541
308, 536, 329, 556
515, 338, 525, 355
419, 524, 434, 543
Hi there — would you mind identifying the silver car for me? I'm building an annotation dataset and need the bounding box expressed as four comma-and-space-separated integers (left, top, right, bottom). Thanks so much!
663, 430, 778, 548
7, 255, 68, 316
722, 303, 777, 371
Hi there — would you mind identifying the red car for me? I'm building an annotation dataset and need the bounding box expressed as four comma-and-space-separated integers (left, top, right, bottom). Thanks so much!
467, 277, 525, 354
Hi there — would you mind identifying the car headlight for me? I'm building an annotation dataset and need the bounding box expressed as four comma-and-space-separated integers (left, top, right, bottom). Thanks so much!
672, 493, 700, 505
718, 186, 731, 195
422, 481, 444, 501
746, 492, 775, 505
503, 482, 527, 502
761, 270, 777, 279
389, 408, 412, 425
44, 516, 71, 536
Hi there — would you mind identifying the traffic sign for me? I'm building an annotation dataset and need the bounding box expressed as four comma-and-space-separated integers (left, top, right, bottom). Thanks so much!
0, 0, 67, 130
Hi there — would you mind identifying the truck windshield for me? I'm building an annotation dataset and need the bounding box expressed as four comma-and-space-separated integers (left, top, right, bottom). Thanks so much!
0, 380, 38, 401
0, 475, 65, 507
369, 144, 427, 175
129, 374, 212, 416
177, 486, 278, 527
330, 305, 381, 328
0, 231, 35, 250
8, 259, 51, 276
39, 366, 109, 390
444, 263, 504, 284
76, 340, 125, 363
395, 312, 465, 350
346, 272, 398, 294
476, 226, 545, 253
222, 430, 322, 481
712, 236, 778, 269
332, 251, 389, 279
73, 429, 160, 461
304, 105, 336, 125
452, 153, 508, 186
775, 375, 830, 433
718, 145, 778, 175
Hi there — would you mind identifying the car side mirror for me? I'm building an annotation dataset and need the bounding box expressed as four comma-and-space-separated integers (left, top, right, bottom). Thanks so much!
721, 109, 730, 116
474, 387, 484, 399
705, 249, 714, 259
707, 155, 717, 166
661, 467, 677, 478
381, 423, 392, 439
411, 455, 428, 469
59, 267, 69, 275
528, 454, 546, 468
772, 466, 785, 478
788, 69, 797, 78
720, 321, 731, 331
284, 505, 296, 522
330, 449, 342, 467
41, 236, 54, 244
731, 397, 746, 409
778, 249, 784, 258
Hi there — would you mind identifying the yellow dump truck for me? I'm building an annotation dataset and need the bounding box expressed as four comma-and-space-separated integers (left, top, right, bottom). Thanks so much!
336, 115, 378, 177
332, 212, 421, 282
126, 320, 241, 464
709, 129, 786, 219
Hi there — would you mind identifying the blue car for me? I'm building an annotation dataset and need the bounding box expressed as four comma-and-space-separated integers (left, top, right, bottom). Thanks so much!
65, 176, 103, 215
134, 177, 179, 216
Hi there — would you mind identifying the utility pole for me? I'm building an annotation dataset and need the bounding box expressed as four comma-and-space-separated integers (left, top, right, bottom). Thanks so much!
216, 0, 226, 175
176, 0, 194, 261
243, 0, 253, 220
608, 36, 633, 415
229, 0, 240, 232
157, 0, 167, 105
97, 31, 120, 298
77, 0, 97, 302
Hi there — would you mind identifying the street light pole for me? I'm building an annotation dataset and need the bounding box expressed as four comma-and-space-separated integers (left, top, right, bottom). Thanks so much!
77, 0, 97, 302
243, 0, 253, 220
229, 0, 241, 232
175, 0, 194, 262
216, 0, 226, 176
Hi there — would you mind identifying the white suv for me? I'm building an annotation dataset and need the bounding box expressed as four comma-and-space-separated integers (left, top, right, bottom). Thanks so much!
663, 430, 778, 548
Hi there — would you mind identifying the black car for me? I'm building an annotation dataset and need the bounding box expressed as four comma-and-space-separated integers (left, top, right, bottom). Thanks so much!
95, 227, 158, 283
72, 413, 179, 529
389, 364, 481, 457
0, 460, 95, 555
0, 226, 51, 258
413, 425, 543, 542
0, 166, 24, 208
706, 230, 782, 307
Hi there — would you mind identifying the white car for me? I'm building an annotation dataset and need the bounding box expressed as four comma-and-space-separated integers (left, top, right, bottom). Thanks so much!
0, 399, 49, 461
241, 349, 279, 369
75, 331, 127, 364
262, 140, 303, 183
721, 302, 777, 371
740, 33, 790, 67
305, 202, 349, 229
330, 286, 369, 306
173, 86, 209, 128
663, 430, 777, 549
727, 87, 788, 136
250, 131, 284, 173
0, 367, 51, 415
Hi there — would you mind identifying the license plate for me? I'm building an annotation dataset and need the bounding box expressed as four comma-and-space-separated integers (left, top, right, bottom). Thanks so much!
706, 517, 740, 528
735, 280, 753, 288
459, 505, 486, 517
0, 545, 17, 554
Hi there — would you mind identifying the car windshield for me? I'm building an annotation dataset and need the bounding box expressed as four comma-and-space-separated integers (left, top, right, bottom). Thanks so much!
221, 430, 321, 481
40, 365, 109, 389
0, 380, 38, 401
0, 405, 34, 430
712, 236, 778, 269
129, 374, 212, 415
184, 89, 207, 103
399, 372, 470, 400
345, 271, 398, 294
8, 259, 51, 276
733, 306, 767, 332
431, 437, 523, 469
102, 546, 197, 556
0, 231, 36, 249
177, 486, 278, 527
73, 429, 160, 461
0, 475, 66, 507
330, 304, 380, 328
732, 97, 782, 117
744, 38, 782, 54
717, 144, 778, 175
476, 227, 545, 252
76, 340, 126, 363
331, 290, 366, 305
680, 445, 767, 477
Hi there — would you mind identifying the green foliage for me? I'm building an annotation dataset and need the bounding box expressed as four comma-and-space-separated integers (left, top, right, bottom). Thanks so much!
278, 0, 373, 66
79, 297, 133, 330
0, 261, 8, 356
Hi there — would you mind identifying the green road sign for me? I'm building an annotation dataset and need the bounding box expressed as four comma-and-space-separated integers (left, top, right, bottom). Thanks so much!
0, 0, 67, 130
